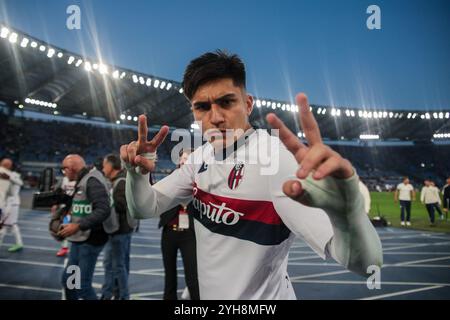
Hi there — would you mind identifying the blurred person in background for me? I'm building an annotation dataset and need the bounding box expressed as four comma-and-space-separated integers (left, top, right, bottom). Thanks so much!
52, 170, 77, 257
59, 154, 111, 300
395, 177, 415, 226
101, 154, 136, 300
421, 179, 444, 226
442, 177, 450, 220
158, 149, 199, 300
0, 158, 24, 252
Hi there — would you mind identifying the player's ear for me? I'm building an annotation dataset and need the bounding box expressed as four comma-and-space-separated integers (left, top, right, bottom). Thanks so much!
246, 94, 254, 116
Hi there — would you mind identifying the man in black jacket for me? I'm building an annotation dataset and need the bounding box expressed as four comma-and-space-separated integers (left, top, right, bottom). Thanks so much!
159, 149, 199, 300
59, 154, 110, 300
101, 154, 135, 300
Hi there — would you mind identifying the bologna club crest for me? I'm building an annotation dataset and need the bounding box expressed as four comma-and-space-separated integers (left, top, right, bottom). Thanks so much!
228, 162, 245, 190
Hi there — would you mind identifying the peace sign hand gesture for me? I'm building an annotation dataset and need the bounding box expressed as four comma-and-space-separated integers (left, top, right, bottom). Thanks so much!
120, 115, 169, 173
266, 93, 354, 203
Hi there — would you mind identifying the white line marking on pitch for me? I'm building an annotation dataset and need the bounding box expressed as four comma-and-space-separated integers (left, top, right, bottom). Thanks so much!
359, 285, 444, 300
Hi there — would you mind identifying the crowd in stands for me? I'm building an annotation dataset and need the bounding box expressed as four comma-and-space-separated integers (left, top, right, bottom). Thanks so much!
1, 113, 449, 190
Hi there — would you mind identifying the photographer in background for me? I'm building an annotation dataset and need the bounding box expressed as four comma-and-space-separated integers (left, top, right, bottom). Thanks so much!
101, 154, 136, 300
58, 154, 111, 300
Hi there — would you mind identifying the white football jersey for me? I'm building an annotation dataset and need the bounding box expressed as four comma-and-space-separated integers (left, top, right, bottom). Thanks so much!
146, 129, 335, 299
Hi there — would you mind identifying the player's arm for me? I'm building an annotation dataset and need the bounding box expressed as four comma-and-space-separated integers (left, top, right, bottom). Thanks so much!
120, 115, 194, 219
394, 189, 399, 202
267, 93, 383, 276
9, 172, 23, 187
420, 187, 425, 204
412, 189, 416, 201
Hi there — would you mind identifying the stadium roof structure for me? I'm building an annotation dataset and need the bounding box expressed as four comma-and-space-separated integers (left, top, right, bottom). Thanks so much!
1, 23, 450, 142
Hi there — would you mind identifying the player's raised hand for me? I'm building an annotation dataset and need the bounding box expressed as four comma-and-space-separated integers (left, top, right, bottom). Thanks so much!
120, 115, 169, 173
266, 93, 353, 201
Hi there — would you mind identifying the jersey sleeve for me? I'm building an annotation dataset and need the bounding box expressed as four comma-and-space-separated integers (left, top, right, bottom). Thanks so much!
268, 143, 333, 258
125, 156, 195, 219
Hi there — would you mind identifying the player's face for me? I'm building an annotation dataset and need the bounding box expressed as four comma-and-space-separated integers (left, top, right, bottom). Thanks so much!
102, 159, 112, 178
404, 179, 409, 184
61, 159, 77, 181
191, 78, 253, 149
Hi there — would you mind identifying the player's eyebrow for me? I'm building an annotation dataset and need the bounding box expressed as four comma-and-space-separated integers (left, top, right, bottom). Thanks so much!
192, 93, 238, 108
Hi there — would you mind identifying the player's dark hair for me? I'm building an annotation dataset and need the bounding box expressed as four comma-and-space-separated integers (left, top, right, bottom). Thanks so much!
182, 50, 246, 100
105, 154, 122, 170
403, 176, 409, 181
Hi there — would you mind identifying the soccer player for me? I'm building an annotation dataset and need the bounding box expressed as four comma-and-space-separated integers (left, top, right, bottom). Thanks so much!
442, 177, 450, 220
120, 51, 383, 299
0, 158, 24, 252
394, 177, 415, 226
421, 180, 444, 225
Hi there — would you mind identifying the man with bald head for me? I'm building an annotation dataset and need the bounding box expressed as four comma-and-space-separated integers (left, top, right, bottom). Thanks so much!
58, 154, 111, 300
0, 158, 24, 252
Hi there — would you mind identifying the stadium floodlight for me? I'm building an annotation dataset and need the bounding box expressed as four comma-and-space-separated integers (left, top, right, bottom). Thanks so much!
297, 132, 305, 138
127, 115, 132, 121
112, 70, 119, 79
39, 45, 46, 52
420, 114, 425, 119
439, 112, 443, 119
433, 112, 438, 119
425, 112, 430, 119
261, 100, 266, 106
57, 52, 63, 58
99, 64, 108, 74
166, 82, 172, 90
116, 120, 120, 124
18, 104, 24, 109
179, 88, 184, 94
317, 107, 322, 114
139, 76, 145, 85
120, 114, 126, 120
412, 113, 417, 119
146, 78, 152, 86
132, 74, 138, 83
92, 63, 99, 70
277, 103, 281, 108
20, 37, 29, 48
84, 61, 92, 72
67, 56, 75, 64
53, 111, 59, 115
286, 104, 291, 111
360, 134, 379, 140
331, 108, 336, 116
281, 104, 285, 111
153, 79, 160, 88
120, 72, 126, 79
75, 59, 83, 67
160, 81, 166, 89
47, 48, 55, 58
0, 27, 9, 38
30, 41, 37, 48
321, 108, 326, 115
351, 110, 355, 117
25, 98, 30, 104
256, 99, 261, 108
272, 104, 276, 110
407, 113, 411, 119
9, 32, 18, 43
446, 112, 450, 119
345, 109, 350, 117
133, 116, 138, 122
